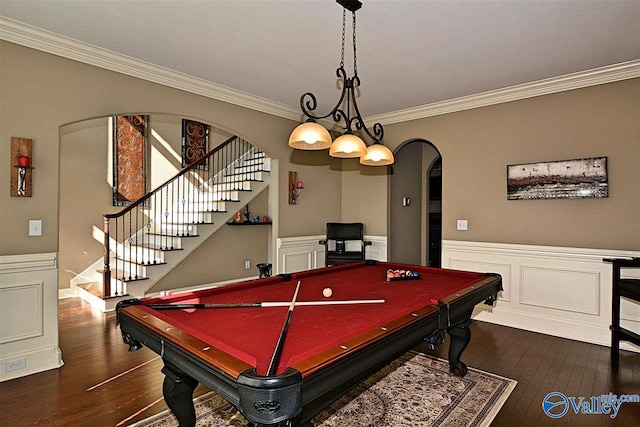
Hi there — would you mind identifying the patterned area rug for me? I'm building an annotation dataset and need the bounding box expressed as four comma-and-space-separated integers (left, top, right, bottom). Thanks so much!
129, 352, 516, 427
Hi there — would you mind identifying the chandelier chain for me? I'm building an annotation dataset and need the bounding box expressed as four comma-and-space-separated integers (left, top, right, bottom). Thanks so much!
340, 9, 346, 68
352, 11, 357, 76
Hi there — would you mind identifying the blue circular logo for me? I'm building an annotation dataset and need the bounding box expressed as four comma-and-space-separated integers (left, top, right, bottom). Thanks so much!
543, 392, 569, 418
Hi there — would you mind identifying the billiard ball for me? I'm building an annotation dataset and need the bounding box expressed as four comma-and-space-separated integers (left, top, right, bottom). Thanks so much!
323, 287, 333, 298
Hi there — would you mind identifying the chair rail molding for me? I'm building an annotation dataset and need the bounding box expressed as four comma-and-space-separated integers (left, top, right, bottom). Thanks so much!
0, 252, 63, 381
442, 240, 640, 353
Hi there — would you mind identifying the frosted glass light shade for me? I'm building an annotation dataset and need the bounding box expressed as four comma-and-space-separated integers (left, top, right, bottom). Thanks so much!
359, 143, 394, 166
329, 133, 367, 158
288, 122, 332, 150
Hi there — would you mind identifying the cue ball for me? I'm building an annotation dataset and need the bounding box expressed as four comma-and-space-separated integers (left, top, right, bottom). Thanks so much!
323, 287, 333, 298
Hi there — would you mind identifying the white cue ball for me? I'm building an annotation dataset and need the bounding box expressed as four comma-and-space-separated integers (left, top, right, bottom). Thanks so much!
322, 287, 333, 298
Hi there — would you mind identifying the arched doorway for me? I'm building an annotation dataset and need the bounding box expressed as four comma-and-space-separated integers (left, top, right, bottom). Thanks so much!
389, 140, 441, 267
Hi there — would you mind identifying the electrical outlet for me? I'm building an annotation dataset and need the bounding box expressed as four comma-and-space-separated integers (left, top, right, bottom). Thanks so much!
5, 358, 26, 373
456, 219, 468, 231
244, 260, 251, 270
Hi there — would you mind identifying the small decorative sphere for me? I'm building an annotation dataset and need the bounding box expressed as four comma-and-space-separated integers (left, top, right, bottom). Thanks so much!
322, 287, 333, 298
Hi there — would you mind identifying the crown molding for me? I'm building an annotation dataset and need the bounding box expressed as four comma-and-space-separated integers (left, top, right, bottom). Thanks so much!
366, 60, 640, 126
2, 17, 638, 127
0, 17, 302, 122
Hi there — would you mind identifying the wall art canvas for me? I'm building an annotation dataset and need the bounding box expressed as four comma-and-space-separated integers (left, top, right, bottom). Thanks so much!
507, 157, 608, 200
113, 115, 147, 206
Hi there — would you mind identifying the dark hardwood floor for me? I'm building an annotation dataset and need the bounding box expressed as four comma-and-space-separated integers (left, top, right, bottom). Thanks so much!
0, 297, 638, 426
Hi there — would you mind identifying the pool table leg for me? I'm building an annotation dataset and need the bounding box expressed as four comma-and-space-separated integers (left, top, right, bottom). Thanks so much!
161, 364, 199, 427
447, 318, 472, 377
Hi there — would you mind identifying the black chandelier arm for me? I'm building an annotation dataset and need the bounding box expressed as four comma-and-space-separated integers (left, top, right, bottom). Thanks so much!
347, 79, 384, 142
371, 122, 384, 142
299, 67, 350, 121
331, 108, 349, 128
349, 115, 384, 143
298, 64, 384, 143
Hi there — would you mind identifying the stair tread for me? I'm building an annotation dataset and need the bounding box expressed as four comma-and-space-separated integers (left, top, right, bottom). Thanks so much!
223, 177, 265, 182
77, 282, 129, 300
96, 269, 149, 281
114, 258, 168, 266
160, 221, 214, 225
128, 243, 184, 250
225, 171, 265, 176
146, 232, 200, 237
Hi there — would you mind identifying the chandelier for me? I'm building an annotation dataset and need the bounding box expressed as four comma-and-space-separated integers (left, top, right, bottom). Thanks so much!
288, 0, 394, 166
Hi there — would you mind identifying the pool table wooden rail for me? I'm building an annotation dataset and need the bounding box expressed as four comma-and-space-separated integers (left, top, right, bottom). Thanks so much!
120, 304, 254, 377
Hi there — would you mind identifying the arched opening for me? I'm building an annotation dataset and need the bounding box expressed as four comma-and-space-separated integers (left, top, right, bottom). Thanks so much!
389, 139, 441, 266
58, 114, 275, 301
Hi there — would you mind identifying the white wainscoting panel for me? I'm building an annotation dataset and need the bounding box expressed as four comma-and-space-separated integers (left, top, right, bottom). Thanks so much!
276, 235, 387, 274
282, 251, 315, 275
0, 253, 63, 381
443, 240, 640, 352
0, 282, 43, 343
520, 265, 600, 315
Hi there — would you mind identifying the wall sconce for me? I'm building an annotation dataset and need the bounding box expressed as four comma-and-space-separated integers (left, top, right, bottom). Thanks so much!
11, 137, 33, 197
288, 171, 304, 205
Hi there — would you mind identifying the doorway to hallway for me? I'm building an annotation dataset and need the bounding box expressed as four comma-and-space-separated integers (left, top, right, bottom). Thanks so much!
389, 140, 441, 267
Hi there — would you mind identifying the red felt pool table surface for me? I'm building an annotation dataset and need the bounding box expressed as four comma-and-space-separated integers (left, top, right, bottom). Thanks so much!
131, 262, 491, 376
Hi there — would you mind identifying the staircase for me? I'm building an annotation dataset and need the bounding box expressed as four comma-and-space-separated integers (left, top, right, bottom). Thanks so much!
73, 136, 271, 311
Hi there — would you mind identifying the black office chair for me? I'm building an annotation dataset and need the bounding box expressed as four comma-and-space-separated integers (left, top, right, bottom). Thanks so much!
319, 222, 371, 267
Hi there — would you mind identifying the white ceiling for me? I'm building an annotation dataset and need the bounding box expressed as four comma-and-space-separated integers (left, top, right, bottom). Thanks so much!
1, 0, 639, 119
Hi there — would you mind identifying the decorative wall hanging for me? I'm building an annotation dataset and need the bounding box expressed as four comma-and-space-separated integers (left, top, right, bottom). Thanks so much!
288, 171, 304, 204
113, 115, 147, 206
507, 157, 608, 200
182, 119, 209, 169
10, 137, 33, 197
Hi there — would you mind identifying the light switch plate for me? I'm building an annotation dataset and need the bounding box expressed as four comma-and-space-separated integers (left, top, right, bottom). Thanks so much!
29, 220, 42, 236
456, 219, 468, 231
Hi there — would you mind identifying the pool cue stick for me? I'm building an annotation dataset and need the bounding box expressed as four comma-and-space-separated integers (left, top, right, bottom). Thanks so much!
266, 280, 301, 376
148, 299, 385, 310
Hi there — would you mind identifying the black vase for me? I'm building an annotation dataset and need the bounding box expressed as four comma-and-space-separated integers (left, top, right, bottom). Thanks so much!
257, 263, 272, 278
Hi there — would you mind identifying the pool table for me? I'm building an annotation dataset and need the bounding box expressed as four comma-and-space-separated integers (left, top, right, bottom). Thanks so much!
116, 261, 501, 426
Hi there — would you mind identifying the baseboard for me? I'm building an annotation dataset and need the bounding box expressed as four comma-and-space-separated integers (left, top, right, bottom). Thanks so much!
0, 345, 64, 382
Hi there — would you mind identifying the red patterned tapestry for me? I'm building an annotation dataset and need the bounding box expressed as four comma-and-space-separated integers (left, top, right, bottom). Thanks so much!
113, 115, 147, 206
182, 119, 209, 168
